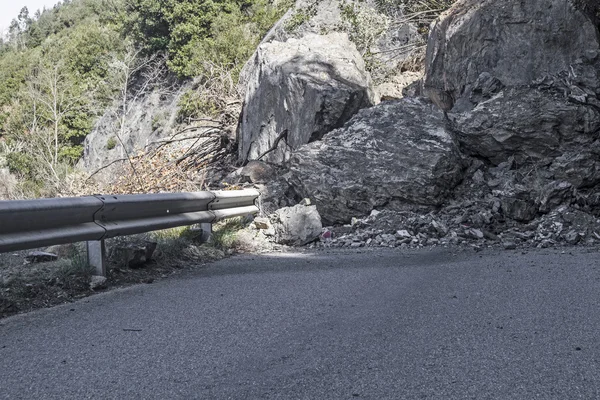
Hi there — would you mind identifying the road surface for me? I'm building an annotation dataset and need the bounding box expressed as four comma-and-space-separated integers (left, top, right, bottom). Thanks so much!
1, 247, 600, 399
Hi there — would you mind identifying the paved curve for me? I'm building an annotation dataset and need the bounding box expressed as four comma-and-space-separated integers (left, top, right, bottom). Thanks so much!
1, 247, 600, 399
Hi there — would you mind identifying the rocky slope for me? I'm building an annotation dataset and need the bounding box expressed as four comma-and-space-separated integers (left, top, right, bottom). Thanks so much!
231, 0, 600, 249
79, 79, 191, 183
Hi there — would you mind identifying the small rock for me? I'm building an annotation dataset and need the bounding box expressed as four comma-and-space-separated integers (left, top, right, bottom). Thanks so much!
473, 170, 485, 184
270, 204, 322, 246
483, 230, 500, 241
113, 241, 157, 269
253, 217, 271, 230
538, 240, 555, 249
470, 229, 485, 240
503, 242, 517, 250
564, 230, 581, 245
25, 251, 58, 263
90, 276, 107, 291
44, 244, 75, 257
370, 209, 381, 218
491, 199, 501, 213
501, 198, 538, 222
431, 220, 449, 236
396, 230, 412, 239
381, 234, 396, 243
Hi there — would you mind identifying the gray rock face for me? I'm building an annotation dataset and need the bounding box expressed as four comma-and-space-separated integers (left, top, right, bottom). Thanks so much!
270, 204, 322, 245
238, 0, 422, 105
90, 276, 108, 291
452, 87, 600, 165
240, 161, 276, 184
422, 0, 600, 195
79, 82, 190, 183
286, 98, 466, 225
262, 0, 344, 43
238, 33, 374, 164
550, 149, 600, 189
424, 0, 600, 112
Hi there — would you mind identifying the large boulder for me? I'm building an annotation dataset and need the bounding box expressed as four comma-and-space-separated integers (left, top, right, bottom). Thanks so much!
238, 0, 423, 104
423, 0, 600, 188
423, 0, 600, 113
452, 86, 600, 166
286, 98, 467, 225
238, 33, 374, 164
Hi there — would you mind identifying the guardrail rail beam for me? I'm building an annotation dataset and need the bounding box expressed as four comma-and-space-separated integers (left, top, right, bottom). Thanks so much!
0, 189, 259, 277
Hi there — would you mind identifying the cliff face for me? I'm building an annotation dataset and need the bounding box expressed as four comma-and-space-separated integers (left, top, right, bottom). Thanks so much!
79, 80, 191, 183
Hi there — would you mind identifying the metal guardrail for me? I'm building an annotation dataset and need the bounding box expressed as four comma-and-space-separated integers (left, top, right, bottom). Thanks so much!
0, 189, 259, 276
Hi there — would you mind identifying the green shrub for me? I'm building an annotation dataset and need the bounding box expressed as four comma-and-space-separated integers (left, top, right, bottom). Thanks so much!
59, 145, 84, 164
126, 0, 290, 79
339, 1, 390, 55
6, 152, 34, 176
151, 116, 161, 131
106, 137, 117, 150
178, 89, 221, 121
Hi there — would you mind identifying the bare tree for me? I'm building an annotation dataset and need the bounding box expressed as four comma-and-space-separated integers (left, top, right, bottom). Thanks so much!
105, 44, 168, 191
28, 62, 80, 169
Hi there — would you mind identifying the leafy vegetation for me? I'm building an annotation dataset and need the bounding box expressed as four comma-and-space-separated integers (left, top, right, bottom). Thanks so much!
0, 0, 289, 198
284, 2, 317, 32
0, 0, 456, 199
0, 0, 127, 196
124, 0, 290, 79
106, 137, 117, 150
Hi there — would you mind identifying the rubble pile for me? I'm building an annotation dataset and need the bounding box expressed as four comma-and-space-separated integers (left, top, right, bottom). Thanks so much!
310, 166, 600, 250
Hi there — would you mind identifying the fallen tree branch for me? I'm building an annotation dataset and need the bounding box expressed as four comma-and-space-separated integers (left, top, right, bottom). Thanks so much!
257, 129, 289, 161
86, 158, 129, 182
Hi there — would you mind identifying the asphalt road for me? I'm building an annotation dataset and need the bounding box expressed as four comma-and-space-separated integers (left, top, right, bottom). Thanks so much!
1, 247, 600, 399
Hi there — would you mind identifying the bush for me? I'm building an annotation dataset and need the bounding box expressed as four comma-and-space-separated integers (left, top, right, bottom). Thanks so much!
106, 137, 117, 150
125, 0, 290, 79
285, 3, 318, 32
59, 145, 84, 164
178, 89, 221, 121
6, 152, 34, 176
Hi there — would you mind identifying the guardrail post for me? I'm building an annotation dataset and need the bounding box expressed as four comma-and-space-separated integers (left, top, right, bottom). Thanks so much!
87, 240, 106, 276
199, 223, 212, 243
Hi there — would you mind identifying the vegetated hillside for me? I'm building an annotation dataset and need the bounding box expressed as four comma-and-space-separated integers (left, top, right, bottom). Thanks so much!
0, 0, 290, 199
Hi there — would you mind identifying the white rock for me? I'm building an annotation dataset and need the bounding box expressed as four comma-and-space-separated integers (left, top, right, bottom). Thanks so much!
90, 276, 107, 291
396, 230, 412, 238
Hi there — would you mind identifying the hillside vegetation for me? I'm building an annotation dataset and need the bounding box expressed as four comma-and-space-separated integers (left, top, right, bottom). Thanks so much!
0, 0, 289, 198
